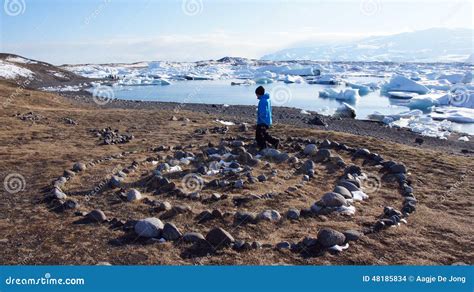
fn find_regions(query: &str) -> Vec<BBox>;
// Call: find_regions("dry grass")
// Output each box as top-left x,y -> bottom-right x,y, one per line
0,81 -> 472,265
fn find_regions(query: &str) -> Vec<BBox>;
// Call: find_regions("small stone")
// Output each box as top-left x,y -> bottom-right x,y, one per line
251,241 -> 262,249
183,232 -> 205,243
257,174 -> 267,182
109,176 -> 123,188
389,163 -> 407,174
337,180 -> 360,192
158,201 -> 172,211
162,223 -> 182,241
72,162 -> 87,172
258,210 -> 281,222
275,152 -> 290,163
343,230 -> 363,242
63,169 -> 76,178
314,149 -> 331,162
303,175 -> 310,181
86,209 -> 107,222
333,185 -> 353,199
300,159 -> 315,173
234,179 -> 244,189
276,241 -> 291,249
303,144 -> 318,155
127,189 -> 142,202
317,228 -> 346,248
286,208 -> 300,220
234,211 -> 257,225
288,156 -> 299,164
317,192 -> 347,207
50,187 -> 67,200
205,227 -> 235,248
134,218 -> 164,238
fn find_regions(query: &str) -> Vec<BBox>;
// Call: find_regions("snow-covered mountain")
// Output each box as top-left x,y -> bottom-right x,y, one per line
261,28 -> 474,63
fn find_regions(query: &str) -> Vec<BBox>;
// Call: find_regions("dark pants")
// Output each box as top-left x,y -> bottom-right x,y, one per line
255,124 -> 278,149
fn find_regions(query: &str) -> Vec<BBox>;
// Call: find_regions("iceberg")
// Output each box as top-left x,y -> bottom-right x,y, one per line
437,72 -> 472,84
311,74 -> 342,85
346,82 -> 373,96
283,75 -> 305,84
391,116 -> 453,139
387,91 -> 419,99
319,88 -> 359,102
382,74 -> 430,94
430,107 -> 474,123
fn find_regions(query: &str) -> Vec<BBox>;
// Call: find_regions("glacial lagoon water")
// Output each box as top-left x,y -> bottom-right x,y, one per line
111,78 -> 474,135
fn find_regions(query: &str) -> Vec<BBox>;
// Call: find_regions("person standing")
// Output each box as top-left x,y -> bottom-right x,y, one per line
255,86 -> 279,150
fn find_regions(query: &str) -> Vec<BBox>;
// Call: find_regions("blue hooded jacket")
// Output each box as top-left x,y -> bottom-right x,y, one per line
257,93 -> 272,126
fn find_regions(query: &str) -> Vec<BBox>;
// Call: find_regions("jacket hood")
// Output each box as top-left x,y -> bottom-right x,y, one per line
258,93 -> 270,100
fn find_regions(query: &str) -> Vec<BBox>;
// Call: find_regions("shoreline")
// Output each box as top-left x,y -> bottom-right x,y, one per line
60,90 -> 474,156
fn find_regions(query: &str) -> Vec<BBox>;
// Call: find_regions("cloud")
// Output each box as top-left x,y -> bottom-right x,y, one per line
3,30 -> 370,64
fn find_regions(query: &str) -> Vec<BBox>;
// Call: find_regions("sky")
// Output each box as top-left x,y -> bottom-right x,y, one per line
0,0 -> 472,64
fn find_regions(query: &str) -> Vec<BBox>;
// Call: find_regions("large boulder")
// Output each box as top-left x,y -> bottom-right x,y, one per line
127,189 -> 142,202
317,192 -> 347,207
162,223 -> 182,241
86,209 -> 107,222
317,228 -> 346,248
303,144 -> 318,155
134,218 -> 164,238
205,227 -> 235,248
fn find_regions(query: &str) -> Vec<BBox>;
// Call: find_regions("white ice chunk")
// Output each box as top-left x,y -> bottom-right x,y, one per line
329,243 -> 349,252
382,74 -> 430,94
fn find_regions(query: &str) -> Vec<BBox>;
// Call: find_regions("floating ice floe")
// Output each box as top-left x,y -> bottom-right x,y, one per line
382,74 -> 430,94
311,74 -> 342,85
41,85 -> 83,92
437,71 -> 472,84
319,88 -> 359,102
387,91 -> 419,99
430,107 -> 474,123
283,75 -> 305,84
345,81 -> 373,96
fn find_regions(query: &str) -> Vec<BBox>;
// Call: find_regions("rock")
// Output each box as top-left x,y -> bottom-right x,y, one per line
158,201 -> 172,211
287,208 -> 300,220
303,144 -> 318,155
383,206 -> 402,218
63,199 -> 79,210
182,232 -> 205,243
317,192 -> 347,207
72,162 -> 87,172
234,211 -> 257,225
257,174 -> 267,182
415,137 -> 424,145
288,156 -> 299,164
258,210 -> 281,222
63,169 -> 76,178
239,123 -> 249,132
300,159 -> 315,173
86,209 -> 107,222
343,230 -> 363,242
317,228 -> 346,248
333,185 -> 353,199
344,165 -> 362,177
320,139 -> 332,149
308,115 -> 327,126
353,148 -> 370,159
303,175 -> 310,181
337,180 -> 360,192
234,179 -> 244,189
314,149 -> 331,162
134,218 -> 164,238
110,176 -> 124,189
261,148 -> 281,158
276,241 -> 291,249
50,187 -> 67,200
389,163 -> 407,174
127,189 -> 142,202
162,223 -> 182,241
205,227 -> 235,248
